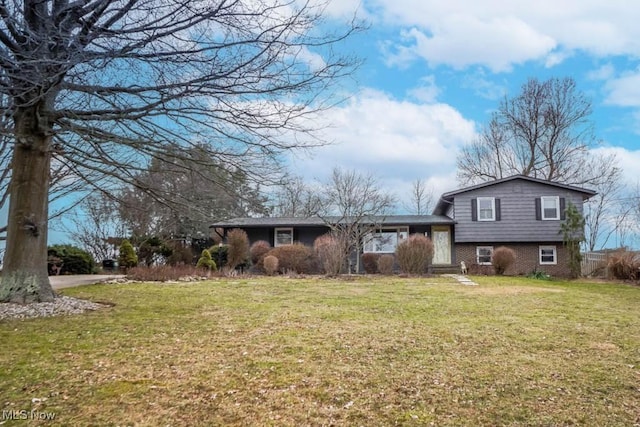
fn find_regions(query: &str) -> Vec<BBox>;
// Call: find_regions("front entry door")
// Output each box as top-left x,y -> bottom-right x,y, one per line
432,226 -> 451,265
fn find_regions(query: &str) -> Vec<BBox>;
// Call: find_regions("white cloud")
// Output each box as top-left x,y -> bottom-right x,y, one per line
604,71 -> 640,107
590,146 -> 640,185
386,17 -> 556,72
295,46 -> 326,72
407,75 -> 440,103
544,50 -> 572,68
587,63 -> 615,81
461,72 -> 507,101
288,89 -> 476,198
322,0 -> 365,19
367,0 -> 640,71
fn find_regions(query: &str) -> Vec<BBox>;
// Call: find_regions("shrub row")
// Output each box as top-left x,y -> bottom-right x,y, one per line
127,265 -> 205,281
48,244 -> 96,275
607,250 -> 640,281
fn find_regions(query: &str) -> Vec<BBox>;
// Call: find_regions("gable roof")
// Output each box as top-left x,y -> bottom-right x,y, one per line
210,214 -> 455,229
433,175 -> 597,215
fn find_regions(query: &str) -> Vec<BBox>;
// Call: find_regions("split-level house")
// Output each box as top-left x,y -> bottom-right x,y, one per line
210,175 -> 596,276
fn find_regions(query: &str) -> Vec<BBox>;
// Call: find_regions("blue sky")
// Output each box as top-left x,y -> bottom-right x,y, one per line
287,0 -> 640,203
37,1 -> 640,246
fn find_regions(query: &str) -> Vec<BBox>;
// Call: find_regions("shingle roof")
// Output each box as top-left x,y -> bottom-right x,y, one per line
210,214 -> 455,229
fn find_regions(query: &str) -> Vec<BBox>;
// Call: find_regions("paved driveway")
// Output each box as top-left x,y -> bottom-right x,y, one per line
50,274 -> 125,290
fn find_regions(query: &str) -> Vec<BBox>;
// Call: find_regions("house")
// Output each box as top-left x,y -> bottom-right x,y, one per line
432,175 -> 596,276
210,175 -> 596,276
209,215 -> 456,272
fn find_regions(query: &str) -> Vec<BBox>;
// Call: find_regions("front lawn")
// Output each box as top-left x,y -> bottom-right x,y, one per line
1,275 -> 639,426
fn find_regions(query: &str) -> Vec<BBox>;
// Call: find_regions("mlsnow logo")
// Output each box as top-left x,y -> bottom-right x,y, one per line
1,410 -> 57,421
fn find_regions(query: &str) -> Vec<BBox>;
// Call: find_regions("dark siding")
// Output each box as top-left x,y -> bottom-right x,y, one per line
410,225 -> 431,236
245,229 -> 270,245
294,226 -> 331,246
453,180 -> 587,243
242,225 -> 330,247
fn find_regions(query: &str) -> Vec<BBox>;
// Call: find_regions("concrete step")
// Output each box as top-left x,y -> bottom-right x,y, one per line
430,264 -> 461,274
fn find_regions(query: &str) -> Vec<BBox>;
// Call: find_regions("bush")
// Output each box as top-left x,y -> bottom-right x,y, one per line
227,228 -> 250,270
263,255 -> 279,276
607,250 -> 640,281
362,253 -> 379,274
491,246 -> 516,275
395,234 -> 434,275
138,236 -> 173,266
118,239 -> 138,271
196,249 -> 217,271
47,244 -> 96,275
166,242 -> 194,266
377,254 -> 395,275
127,265 -> 203,281
208,244 -> 228,269
250,240 -> 271,271
314,234 -> 345,276
266,243 -> 317,274
528,269 -> 551,281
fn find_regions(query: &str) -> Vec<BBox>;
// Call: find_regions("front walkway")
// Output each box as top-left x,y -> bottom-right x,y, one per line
442,274 -> 479,286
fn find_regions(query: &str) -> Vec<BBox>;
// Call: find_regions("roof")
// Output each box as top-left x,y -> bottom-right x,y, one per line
433,175 -> 597,215
210,214 -> 455,229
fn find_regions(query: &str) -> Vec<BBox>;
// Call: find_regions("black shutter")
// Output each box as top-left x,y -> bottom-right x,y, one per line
495,198 -> 501,221
535,198 -> 541,220
560,197 -> 566,220
471,198 -> 477,221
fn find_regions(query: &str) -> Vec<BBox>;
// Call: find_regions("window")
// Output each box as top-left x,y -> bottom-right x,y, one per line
539,246 -> 557,265
363,227 -> 409,253
476,246 -> 493,265
541,196 -> 560,220
274,228 -> 293,247
478,197 -> 495,221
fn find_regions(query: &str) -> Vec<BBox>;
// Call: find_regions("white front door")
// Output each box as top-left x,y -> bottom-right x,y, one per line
432,226 -> 451,265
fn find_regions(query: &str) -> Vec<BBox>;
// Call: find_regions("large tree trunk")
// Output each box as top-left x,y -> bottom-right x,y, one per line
1,108 -> 54,303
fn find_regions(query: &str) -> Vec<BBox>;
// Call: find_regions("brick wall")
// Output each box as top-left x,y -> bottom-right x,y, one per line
455,242 -> 571,277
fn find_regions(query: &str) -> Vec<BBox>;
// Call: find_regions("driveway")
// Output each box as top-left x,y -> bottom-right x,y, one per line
50,274 -> 125,290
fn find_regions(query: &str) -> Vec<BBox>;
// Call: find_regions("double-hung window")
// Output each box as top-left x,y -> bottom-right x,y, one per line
274,228 -> 293,247
477,197 -> 495,221
476,246 -> 493,265
539,246 -> 557,265
541,196 -> 560,220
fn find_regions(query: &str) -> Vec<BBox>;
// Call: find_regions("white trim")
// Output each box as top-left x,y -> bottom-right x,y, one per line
477,197 -> 496,221
476,246 -> 494,265
274,227 -> 293,247
539,245 -> 557,265
541,196 -> 560,220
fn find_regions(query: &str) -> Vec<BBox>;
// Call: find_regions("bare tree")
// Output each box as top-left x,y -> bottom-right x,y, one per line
404,178 -> 435,215
583,157 -> 627,251
319,168 -> 395,273
0,0 -> 360,302
270,175 -> 322,217
458,77 -> 610,186
618,182 -> 640,249
67,192 -> 127,262
457,76 -> 622,248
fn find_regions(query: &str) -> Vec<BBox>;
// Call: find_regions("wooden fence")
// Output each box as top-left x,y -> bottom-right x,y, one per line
580,251 -> 609,277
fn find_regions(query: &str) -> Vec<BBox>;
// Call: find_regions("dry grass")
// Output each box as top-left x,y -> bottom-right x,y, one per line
1,275 -> 639,426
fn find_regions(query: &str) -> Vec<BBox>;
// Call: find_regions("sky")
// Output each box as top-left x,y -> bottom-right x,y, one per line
285,0 -> 640,207
35,1 -> 640,247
